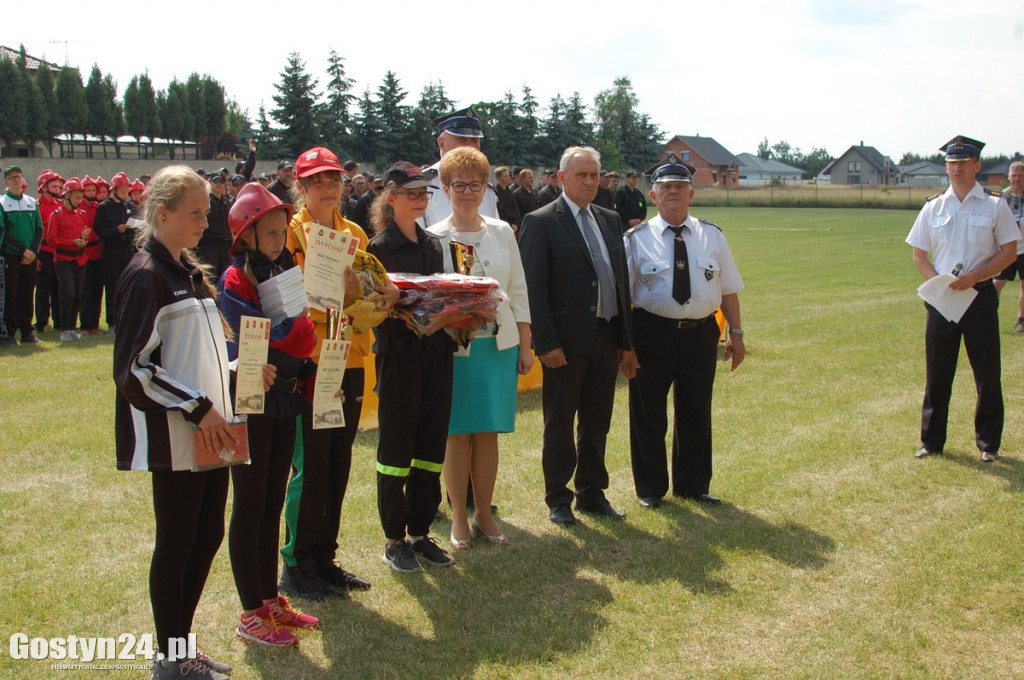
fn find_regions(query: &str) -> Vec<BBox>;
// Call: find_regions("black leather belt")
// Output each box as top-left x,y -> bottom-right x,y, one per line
974,279 -> 994,291
636,307 -> 715,330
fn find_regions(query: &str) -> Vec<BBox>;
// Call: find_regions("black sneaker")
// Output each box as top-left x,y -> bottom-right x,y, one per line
278,563 -> 341,601
317,561 -> 371,591
21,333 -> 40,344
409,536 -> 455,567
382,539 -> 420,572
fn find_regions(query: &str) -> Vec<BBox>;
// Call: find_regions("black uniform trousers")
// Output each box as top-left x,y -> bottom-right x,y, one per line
103,258 -> 129,326
80,259 -> 104,331
34,250 -> 60,330
54,260 -> 84,332
284,368 -> 364,567
629,309 -> 720,499
921,284 -> 1003,453
4,258 -> 37,338
541,318 -> 619,509
375,350 -> 452,540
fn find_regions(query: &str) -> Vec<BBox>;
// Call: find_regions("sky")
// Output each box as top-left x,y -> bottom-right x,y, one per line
12,0 -> 1024,162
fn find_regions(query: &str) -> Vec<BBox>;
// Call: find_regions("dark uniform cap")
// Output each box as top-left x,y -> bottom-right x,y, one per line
651,159 -> 696,184
433,107 -> 484,139
940,135 -> 985,160
277,159 -> 294,170
625,171 -> 638,178
230,174 -> 246,184
385,161 -> 437,189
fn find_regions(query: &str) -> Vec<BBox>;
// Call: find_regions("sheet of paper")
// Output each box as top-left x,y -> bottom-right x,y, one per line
257,266 -> 306,326
234,315 -> 270,414
313,339 -> 350,430
917,274 -> 978,323
303,224 -> 357,312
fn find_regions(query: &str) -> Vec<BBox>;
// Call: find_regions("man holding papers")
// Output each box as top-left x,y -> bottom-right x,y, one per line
906,135 -> 1018,463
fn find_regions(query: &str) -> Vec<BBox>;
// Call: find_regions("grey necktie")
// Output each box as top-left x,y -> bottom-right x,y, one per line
579,208 -> 617,319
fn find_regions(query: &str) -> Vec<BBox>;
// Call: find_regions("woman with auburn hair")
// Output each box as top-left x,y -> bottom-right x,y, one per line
427,147 -> 533,549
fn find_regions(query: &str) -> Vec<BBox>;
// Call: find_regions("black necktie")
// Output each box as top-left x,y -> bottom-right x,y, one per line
667,225 -> 690,305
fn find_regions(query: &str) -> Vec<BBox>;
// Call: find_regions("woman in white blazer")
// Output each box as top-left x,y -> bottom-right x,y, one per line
427,147 -> 533,550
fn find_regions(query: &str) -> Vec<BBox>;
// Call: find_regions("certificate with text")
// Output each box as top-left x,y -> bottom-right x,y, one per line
303,224 -> 357,312
313,339 -> 351,429
234,315 -> 270,415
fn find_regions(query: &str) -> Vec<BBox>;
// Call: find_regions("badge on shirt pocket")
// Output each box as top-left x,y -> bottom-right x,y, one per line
697,257 -> 718,281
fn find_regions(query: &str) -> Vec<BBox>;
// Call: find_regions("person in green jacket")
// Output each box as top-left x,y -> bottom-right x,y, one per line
2,166 -> 44,345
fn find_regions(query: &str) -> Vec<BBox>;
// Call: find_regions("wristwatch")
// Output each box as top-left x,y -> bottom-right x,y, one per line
728,328 -> 744,336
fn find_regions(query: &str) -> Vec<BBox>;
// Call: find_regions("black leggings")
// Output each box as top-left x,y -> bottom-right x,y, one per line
54,260 -> 84,332
150,468 -> 228,656
228,415 -> 296,610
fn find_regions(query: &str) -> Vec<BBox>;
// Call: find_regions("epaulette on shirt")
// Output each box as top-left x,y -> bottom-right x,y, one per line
986,188 -> 1002,198
925,192 -> 942,202
624,220 -> 650,238
697,218 -> 722,232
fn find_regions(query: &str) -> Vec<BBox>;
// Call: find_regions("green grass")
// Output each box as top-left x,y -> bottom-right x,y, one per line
3,207 -> 1024,679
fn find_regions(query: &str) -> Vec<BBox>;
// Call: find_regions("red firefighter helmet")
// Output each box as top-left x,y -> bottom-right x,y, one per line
81,175 -> 96,188
227,183 -> 293,255
130,180 -> 145,194
110,172 -> 131,188
37,169 -> 57,189
61,177 -> 84,195
94,176 -> 110,189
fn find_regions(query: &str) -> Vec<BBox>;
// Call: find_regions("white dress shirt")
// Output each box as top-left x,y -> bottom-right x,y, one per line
625,212 -> 743,319
906,182 -> 1019,275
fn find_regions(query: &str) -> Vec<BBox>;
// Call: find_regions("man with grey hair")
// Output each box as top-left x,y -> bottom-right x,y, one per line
519,146 -> 636,526
995,160 -> 1024,332
420,107 -> 498,228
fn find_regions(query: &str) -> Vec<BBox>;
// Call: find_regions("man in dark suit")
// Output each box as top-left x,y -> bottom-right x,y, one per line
519,146 -> 637,526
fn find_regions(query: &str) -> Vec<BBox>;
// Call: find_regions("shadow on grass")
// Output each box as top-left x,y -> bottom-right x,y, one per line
261,526 -> 614,679
942,449 -> 1024,492
564,499 -> 835,595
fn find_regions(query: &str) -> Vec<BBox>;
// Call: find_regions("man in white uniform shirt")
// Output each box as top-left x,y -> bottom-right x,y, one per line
906,135 -> 1018,463
420,108 -> 497,228
623,155 -> 744,508
994,161 -> 1024,332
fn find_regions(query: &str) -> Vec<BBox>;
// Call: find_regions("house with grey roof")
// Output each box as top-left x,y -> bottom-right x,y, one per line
661,135 -> 740,187
735,153 -> 805,186
898,161 -> 948,187
828,143 -> 899,185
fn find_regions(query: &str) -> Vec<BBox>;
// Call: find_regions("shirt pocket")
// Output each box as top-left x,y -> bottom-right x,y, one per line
968,216 -> 994,244
638,260 -> 670,290
697,257 -> 720,282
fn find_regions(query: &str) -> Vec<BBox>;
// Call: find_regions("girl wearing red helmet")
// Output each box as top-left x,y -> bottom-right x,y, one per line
79,176 -> 104,334
220,183 -> 324,648
46,178 -> 91,341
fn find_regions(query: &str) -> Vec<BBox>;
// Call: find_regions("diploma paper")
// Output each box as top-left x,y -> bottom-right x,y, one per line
313,339 -> 351,430
917,274 -> 978,323
303,224 -> 357,312
235,315 -> 270,414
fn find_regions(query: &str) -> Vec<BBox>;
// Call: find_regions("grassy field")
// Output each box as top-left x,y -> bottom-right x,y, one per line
692,184 -> 950,210
2,207 -> 1024,679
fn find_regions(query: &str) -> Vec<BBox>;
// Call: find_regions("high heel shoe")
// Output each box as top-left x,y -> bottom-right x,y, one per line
471,520 -> 510,547
449,530 -> 473,551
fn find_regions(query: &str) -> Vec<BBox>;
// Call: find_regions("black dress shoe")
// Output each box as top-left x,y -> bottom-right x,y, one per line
549,504 -> 577,525
576,498 -> 626,519
638,496 -> 662,508
915,447 -> 941,459
695,493 -> 721,505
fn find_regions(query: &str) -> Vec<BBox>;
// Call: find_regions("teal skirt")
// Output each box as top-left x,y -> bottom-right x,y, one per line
448,336 -> 518,435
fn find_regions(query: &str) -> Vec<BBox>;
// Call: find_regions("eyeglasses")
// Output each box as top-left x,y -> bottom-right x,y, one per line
448,181 -> 486,194
393,189 -> 432,201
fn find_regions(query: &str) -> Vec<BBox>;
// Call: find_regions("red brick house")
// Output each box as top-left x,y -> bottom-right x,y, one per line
661,135 -> 740,188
